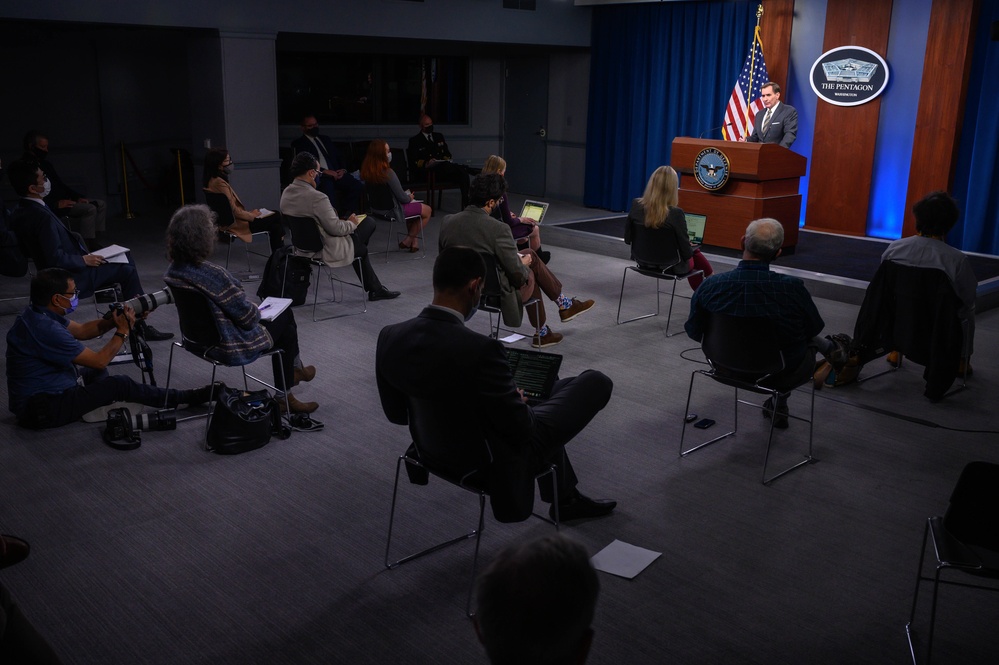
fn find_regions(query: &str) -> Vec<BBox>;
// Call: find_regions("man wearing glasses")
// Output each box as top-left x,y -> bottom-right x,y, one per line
6,269 -> 215,430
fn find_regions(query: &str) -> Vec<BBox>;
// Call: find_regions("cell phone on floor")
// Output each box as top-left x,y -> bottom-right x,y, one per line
693,418 -> 716,430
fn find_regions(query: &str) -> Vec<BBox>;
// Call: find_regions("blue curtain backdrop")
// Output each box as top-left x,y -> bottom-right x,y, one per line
951,0 -> 999,254
584,1 -> 758,211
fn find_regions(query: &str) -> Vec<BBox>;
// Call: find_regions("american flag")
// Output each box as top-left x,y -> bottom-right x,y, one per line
722,27 -> 770,141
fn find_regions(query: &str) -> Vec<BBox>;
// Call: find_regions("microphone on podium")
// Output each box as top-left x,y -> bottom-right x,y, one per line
698,123 -> 736,139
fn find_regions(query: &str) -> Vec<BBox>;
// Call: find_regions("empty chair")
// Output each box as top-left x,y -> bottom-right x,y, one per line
905,461 -> 999,664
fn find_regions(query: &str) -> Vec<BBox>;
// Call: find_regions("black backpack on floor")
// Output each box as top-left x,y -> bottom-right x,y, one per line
257,245 -> 311,306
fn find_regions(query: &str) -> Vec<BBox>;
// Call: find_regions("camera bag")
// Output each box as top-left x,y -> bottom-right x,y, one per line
207,386 -> 284,454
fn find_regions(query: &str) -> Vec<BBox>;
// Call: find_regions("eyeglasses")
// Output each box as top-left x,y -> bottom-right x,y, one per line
60,289 -> 80,298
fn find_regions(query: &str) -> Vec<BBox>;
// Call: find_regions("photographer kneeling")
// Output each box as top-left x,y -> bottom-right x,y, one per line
6,268 -> 216,429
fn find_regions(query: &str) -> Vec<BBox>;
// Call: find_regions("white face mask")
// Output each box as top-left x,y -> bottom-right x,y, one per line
39,177 -> 52,198
387,151 -> 393,163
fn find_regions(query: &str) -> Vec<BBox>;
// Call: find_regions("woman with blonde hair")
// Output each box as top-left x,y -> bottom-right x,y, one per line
480,155 -> 549,263
360,139 -> 431,252
624,165 -> 713,290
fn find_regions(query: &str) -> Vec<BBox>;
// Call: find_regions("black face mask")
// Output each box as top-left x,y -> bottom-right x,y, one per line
305,127 -> 320,137
32,147 -> 49,160
424,125 -> 434,134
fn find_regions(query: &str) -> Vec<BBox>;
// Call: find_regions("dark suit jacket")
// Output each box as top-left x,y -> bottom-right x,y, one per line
407,131 -> 452,180
10,199 -> 88,272
290,134 -> 348,172
376,306 -> 538,522
746,102 -> 797,148
37,157 -> 84,209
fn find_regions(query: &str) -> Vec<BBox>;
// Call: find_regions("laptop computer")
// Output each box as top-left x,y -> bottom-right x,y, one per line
685,213 -> 707,246
504,347 -> 563,404
519,200 -> 549,225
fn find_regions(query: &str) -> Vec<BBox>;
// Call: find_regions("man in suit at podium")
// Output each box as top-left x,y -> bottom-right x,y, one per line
745,82 -> 797,149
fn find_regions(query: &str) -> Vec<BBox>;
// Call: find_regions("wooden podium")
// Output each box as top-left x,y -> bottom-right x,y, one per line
670,138 -> 806,251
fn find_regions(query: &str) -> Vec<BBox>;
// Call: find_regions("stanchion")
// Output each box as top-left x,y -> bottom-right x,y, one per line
120,141 -> 136,219
174,149 -> 185,207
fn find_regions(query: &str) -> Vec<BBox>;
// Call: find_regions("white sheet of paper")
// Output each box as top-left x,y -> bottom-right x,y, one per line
499,333 -> 525,344
590,539 -> 662,580
94,244 -> 130,263
257,208 -> 276,218
257,297 -> 292,321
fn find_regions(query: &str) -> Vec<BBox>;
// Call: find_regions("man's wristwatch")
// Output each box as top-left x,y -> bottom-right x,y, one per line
114,331 -> 128,341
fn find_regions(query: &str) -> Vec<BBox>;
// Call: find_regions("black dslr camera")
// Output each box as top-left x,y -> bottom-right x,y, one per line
102,407 -> 177,450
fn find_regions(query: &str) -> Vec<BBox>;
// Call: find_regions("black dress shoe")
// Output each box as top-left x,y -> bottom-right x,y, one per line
368,287 -> 401,301
537,249 -> 551,264
0,534 -> 30,569
549,491 -> 617,522
135,321 -> 174,341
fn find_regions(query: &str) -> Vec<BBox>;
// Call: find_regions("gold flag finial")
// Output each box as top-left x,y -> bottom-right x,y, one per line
757,4 -> 764,20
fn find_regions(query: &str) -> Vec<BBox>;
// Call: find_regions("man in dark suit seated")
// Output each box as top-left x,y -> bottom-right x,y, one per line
375,246 -> 617,522
290,115 -> 364,216
23,129 -> 107,250
407,114 -> 470,209
6,158 -> 172,341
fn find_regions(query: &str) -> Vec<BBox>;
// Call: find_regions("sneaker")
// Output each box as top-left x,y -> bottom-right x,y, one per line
824,334 -> 852,371
762,396 -> 789,429
558,298 -> 595,323
292,365 -> 316,387
532,329 -> 564,348
288,413 -> 325,432
278,394 -> 319,414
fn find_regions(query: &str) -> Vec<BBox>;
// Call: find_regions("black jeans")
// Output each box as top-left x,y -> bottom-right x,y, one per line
17,369 -> 192,429
260,308 -> 299,391
349,217 -> 383,292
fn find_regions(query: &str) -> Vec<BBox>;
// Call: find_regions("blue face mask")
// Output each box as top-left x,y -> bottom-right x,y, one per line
60,292 -> 79,315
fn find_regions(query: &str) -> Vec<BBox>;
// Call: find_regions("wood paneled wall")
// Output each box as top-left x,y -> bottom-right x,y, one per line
805,0 -> 894,235
759,0 -> 795,96
902,0 -> 979,236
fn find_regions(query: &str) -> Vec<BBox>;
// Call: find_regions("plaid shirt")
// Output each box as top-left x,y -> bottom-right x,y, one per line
685,260 -> 824,364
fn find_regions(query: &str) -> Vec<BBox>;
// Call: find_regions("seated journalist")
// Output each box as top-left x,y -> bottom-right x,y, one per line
6,268 -> 215,430
280,152 -> 399,302
203,146 -> 285,251
439,174 -> 594,348
685,218 -> 848,428
163,205 -> 319,414
375,246 -> 617,522
6,157 -> 172,341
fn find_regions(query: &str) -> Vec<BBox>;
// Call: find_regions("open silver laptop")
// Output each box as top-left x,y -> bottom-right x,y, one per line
685,213 -> 707,246
519,200 -> 549,224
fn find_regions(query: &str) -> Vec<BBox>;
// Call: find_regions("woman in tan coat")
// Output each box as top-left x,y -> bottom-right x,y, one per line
203,147 -> 285,251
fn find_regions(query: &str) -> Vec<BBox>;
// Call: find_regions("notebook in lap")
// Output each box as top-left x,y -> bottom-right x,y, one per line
504,348 -> 563,404
685,213 -> 707,246
519,200 -> 549,225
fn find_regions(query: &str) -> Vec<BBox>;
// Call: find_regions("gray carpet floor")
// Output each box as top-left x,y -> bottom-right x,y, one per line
1,197 -> 997,664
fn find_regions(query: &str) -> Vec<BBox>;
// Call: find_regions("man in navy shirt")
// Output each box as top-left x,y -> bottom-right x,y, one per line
685,218 -> 847,426
6,268 -> 213,429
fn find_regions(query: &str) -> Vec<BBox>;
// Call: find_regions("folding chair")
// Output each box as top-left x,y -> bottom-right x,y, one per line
283,214 -> 366,321
385,395 -> 558,617
365,180 -> 425,262
477,252 -> 541,342
679,313 -> 816,485
204,190 -> 270,276
163,285 -> 290,449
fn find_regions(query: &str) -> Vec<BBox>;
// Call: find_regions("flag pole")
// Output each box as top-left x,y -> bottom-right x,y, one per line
744,4 -> 765,137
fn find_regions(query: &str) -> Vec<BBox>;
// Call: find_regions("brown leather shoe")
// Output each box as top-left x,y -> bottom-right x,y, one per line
532,329 -> 564,348
278,394 -> 319,414
0,534 -> 30,569
292,365 -> 316,387
559,298 -> 595,323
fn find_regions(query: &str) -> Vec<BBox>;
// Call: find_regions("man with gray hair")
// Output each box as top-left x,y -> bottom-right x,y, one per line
474,534 -> 599,665
684,218 -> 847,427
